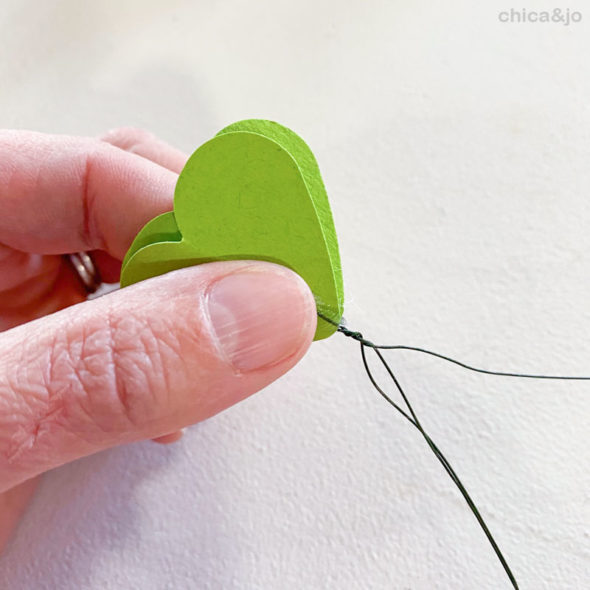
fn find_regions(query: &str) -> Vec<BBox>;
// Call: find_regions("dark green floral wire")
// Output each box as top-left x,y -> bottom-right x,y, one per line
319,312 -> 590,589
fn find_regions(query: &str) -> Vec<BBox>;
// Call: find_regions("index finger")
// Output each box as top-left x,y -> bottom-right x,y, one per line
0,130 -> 178,259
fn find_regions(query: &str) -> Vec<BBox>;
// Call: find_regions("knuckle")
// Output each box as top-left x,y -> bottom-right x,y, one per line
73,312 -> 169,434
44,312 -> 175,442
2,306 -> 197,471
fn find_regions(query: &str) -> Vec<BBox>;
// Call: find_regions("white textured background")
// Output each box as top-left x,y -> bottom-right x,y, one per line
1,1 -> 589,588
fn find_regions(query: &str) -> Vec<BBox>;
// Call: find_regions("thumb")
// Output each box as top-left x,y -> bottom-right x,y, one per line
0,261 -> 316,492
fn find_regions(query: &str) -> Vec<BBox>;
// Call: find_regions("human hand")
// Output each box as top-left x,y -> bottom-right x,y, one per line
0,128 -> 317,551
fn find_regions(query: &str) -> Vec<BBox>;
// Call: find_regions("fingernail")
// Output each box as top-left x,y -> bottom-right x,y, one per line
206,266 -> 316,372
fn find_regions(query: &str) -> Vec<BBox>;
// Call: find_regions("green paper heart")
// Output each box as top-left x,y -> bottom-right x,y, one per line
120,119 -> 343,340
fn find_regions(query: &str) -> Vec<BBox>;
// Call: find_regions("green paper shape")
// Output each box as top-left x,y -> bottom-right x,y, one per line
121,119 -> 343,340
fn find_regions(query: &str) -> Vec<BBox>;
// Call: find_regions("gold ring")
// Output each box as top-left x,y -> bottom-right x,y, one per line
67,252 -> 102,294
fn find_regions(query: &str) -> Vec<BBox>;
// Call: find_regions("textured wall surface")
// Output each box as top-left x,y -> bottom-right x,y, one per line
1,1 -> 589,588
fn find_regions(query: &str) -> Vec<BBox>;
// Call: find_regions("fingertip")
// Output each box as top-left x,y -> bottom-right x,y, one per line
100,127 -> 188,174
152,430 -> 185,445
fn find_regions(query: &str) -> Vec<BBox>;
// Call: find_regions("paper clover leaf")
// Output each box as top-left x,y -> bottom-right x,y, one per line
120,119 -> 344,340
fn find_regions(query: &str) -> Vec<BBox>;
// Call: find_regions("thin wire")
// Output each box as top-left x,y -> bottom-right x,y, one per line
316,313 -> 590,588
334,323 -> 590,380
360,341 -> 519,589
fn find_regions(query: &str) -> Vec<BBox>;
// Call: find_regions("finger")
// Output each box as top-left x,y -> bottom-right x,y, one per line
0,261 -> 317,492
0,130 -> 177,259
0,258 -> 86,331
98,129 -> 186,445
0,244 -> 62,301
95,128 -> 187,285
100,127 -> 188,174
152,430 -> 185,445
88,250 -> 122,283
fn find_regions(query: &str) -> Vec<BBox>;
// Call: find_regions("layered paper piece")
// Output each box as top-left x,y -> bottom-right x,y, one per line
121,119 -> 344,340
